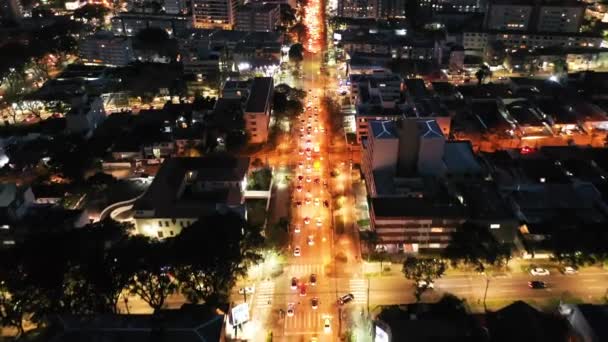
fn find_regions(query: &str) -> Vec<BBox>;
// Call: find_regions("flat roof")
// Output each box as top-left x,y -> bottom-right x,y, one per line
372,194 -> 465,219
245,77 -> 272,113
370,120 -> 398,139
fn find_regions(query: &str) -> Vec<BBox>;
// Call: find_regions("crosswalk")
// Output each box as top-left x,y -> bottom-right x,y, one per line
284,309 -> 324,331
254,280 -> 275,310
288,263 -> 325,277
349,278 -> 367,304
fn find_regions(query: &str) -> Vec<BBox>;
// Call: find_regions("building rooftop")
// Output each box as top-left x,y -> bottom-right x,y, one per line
370,120 -> 398,139
416,119 -> 444,139
372,192 -> 465,219
245,77 -> 273,113
443,141 -> 482,176
133,156 -> 249,218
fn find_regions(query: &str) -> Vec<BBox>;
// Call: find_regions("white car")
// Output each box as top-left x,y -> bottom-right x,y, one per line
287,303 -> 295,317
314,198 -> 320,206
294,225 -> 301,234
238,286 -> 255,294
563,266 -> 578,275
323,318 -> 331,333
530,267 -> 550,276
417,280 -> 434,289
307,235 -> 314,246
316,218 -> 322,227
294,247 -> 301,257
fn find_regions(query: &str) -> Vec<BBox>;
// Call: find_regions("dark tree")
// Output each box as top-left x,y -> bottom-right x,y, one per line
289,43 -> 305,62
442,222 -> 512,273
174,212 -> 263,305
123,236 -> 178,312
402,257 -> 446,301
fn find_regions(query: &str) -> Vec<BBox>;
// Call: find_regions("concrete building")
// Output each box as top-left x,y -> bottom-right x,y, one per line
244,77 -> 273,143
164,0 -> 188,14
419,0 -> 483,13
379,0 -> 406,18
560,304 -> 608,342
463,30 -> 602,51
192,0 -> 239,29
338,0 -> 379,19
484,0 -> 586,33
79,31 -> 134,67
235,3 -> 279,32
133,156 -> 249,239
110,12 -> 192,36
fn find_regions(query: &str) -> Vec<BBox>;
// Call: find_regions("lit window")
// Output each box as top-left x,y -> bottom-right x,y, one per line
490,224 -> 501,229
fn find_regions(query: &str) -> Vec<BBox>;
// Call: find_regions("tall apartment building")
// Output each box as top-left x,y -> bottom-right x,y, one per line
192,0 -> 239,29
79,31 -> 134,66
235,3 -> 279,32
245,77 -> 274,143
419,0 -> 483,13
484,0 -> 586,33
379,0 -> 406,18
337,0 -> 379,19
111,12 -> 192,36
164,0 -> 188,14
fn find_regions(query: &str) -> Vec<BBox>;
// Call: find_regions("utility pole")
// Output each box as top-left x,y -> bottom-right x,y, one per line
367,276 -> 370,316
483,277 -> 490,312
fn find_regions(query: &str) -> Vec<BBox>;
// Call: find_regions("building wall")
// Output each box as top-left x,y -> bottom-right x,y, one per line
135,217 -> 197,238
192,0 -> 238,29
246,112 -> 270,143
537,5 -> 584,33
338,0 -> 379,18
79,35 -> 134,67
111,14 -> 191,36
485,4 -> 533,31
463,31 -> 602,51
165,0 -> 188,14
235,5 -> 279,32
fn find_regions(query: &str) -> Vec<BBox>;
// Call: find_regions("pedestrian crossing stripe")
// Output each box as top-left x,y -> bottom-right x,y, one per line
254,281 -> 275,309
287,264 -> 325,276
284,311 -> 322,330
349,279 -> 367,303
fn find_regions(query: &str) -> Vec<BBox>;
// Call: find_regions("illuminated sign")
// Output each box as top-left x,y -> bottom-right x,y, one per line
231,303 -> 249,326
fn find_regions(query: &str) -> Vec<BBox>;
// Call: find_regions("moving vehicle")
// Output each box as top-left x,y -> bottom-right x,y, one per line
323,318 -> 331,333
304,217 -> 310,225
287,303 -> 295,317
310,273 -> 317,286
528,280 -> 546,289
338,293 -> 354,305
530,267 -> 550,276
563,266 -> 577,275
291,277 -> 298,290
311,297 -> 319,309
307,235 -> 314,246
294,225 -> 301,233
300,284 -> 307,296
294,247 -> 301,257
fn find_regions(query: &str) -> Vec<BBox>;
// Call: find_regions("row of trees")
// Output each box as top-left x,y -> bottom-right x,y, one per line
0,213 -> 264,336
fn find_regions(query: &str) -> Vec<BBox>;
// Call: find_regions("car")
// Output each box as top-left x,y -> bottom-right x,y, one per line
310,274 -> 317,286
304,217 -> 310,225
296,185 -> 303,192
323,200 -> 329,208
298,175 -> 304,182
528,280 -> 546,289
305,197 -> 311,205
323,318 -> 331,333
307,235 -> 314,246
294,247 -> 301,256
287,303 -> 295,317
306,155 -> 312,161
338,293 -> 354,305
291,277 -> 298,290
300,127 -> 305,132
311,297 -> 319,309
296,201 -> 302,208
294,225 -> 301,233
238,286 -> 255,294
314,178 -> 320,184
314,198 -> 320,206
300,284 -> 307,296
298,149 -> 304,155
417,280 -> 434,289
316,218 -> 322,227
530,267 -> 550,276
563,266 -> 578,275
298,162 -> 304,169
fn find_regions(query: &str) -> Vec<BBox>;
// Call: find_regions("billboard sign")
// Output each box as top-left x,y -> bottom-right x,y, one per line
231,303 -> 250,326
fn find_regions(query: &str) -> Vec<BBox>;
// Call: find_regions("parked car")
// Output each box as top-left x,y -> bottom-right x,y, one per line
530,267 -> 550,276
528,280 -> 546,289
338,293 -> 354,305
562,266 -> 578,275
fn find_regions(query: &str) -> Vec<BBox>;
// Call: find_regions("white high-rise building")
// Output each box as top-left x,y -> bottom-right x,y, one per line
192,0 -> 239,29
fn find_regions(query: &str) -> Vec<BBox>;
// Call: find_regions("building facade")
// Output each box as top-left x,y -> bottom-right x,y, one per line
192,0 -> 239,29
337,0 -> 379,19
235,3 -> 279,32
244,77 -> 274,143
79,31 -> 134,67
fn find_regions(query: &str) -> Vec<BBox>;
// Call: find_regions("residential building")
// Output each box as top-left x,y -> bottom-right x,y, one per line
111,12 -> 192,36
0,184 -> 34,223
337,0 -> 379,19
235,3 -> 279,32
79,31 -> 134,67
164,0 -> 188,14
463,30 -> 602,51
192,0 -> 239,29
48,304 -> 226,342
379,0 -> 406,18
133,156 -> 249,238
65,95 -> 107,138
419,0 -> 483,13
484,0 -> 586,33
244,77 -> 273,143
